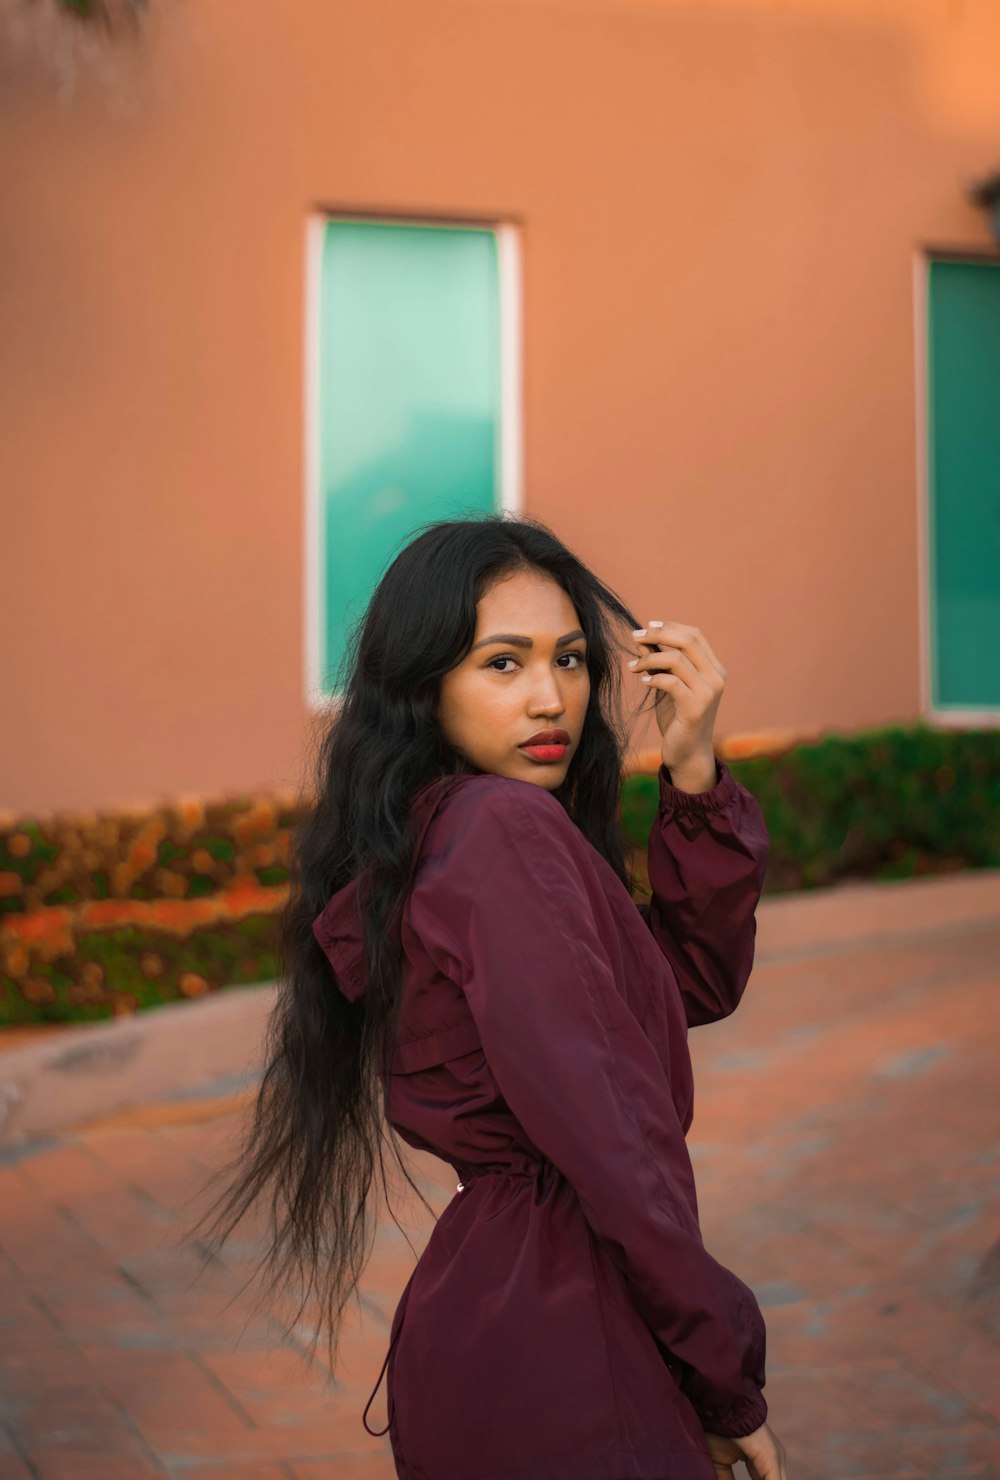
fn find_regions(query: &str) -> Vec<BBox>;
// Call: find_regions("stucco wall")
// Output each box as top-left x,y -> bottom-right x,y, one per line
2,0 -> 999,812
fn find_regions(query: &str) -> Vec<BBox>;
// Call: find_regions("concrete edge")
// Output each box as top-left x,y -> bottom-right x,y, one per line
0,981 -> 278,1149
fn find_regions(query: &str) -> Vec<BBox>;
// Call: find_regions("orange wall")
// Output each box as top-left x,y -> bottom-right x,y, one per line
3,0 -> 999,813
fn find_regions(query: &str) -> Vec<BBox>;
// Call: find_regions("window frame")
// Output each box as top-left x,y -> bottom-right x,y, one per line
914,244 -> 1000,726
303,209 -> 524,709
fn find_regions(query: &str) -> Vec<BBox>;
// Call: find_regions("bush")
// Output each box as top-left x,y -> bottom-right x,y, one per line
0,887 -> 284,1027
621,720 -> 1000,892
3,721 -> 997,1026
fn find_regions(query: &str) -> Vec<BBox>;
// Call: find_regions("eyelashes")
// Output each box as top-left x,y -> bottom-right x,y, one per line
487,651 -> 587,674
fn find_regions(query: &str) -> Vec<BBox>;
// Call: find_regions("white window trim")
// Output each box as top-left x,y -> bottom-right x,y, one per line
303,212 -> 523,712
914,248 -> 1000,727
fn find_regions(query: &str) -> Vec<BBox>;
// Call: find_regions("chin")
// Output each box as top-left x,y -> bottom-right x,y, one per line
477,753 -> 570,788
514,765 -> 566,790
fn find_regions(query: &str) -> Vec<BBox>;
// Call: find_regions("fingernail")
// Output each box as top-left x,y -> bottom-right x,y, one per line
632,628 -> 646,637
648,620 -> 664,629
640,673 -> 652,682
626,658 -> 638,668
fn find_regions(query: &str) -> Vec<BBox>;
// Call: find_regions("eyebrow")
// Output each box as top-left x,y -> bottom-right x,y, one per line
470,629 -> 586,652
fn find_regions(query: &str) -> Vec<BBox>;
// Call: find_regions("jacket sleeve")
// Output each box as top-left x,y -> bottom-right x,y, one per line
407,775 -> 768,1440
637,758 -> 770,1028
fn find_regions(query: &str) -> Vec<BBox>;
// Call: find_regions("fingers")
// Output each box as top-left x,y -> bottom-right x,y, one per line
740,1424 -> 789,1480
703,1431 -> 744,1468
627,645 -> 715,712
627,645 -> 703,692
749,1460 -> 786,1480
629,621 -> 726,690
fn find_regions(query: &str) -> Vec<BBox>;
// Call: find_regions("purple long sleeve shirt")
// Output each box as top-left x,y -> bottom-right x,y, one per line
313,758 -> 771,1480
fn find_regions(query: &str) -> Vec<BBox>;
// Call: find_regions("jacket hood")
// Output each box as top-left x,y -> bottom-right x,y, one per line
311,773 -> 469,1002
312,871 -> 370,1002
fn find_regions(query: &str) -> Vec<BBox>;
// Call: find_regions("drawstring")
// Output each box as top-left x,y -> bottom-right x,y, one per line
361,1312 -> 406,1436
361,1261 -> 420,1438
359,1168 -> 533,1436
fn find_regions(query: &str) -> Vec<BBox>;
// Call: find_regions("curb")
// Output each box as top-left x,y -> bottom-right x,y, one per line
0,981 -> 277,1149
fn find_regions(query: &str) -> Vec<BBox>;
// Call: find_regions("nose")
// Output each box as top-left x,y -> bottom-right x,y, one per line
527,668 -> 566,718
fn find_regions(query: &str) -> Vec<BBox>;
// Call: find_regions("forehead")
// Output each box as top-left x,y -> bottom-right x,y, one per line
476,569 -> 581,631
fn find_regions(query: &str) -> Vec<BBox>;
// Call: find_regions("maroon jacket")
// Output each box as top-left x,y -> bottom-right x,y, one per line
313,759 -> 770,1480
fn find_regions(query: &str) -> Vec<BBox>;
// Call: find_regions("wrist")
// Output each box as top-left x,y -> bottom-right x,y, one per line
664,755 -> 719,795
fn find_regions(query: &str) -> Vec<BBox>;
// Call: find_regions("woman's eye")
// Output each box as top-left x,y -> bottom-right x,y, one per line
487,651 -> 586,674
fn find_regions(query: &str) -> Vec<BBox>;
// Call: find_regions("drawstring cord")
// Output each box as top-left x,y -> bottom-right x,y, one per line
359,1173 -> 501,1436
361,1312 -> 406,1436
361,1260 -> 421,1438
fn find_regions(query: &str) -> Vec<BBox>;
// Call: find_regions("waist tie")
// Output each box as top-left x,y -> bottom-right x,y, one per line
360,1161 -> 545,1436
455,1157 -> 543,1190
362,1261 -> 419,1438
362,1314 -> 404,1436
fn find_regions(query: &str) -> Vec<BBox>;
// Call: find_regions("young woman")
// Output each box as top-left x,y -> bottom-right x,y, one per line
195,514 -> 788,1480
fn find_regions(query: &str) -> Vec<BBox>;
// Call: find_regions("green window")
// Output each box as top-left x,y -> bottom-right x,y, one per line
311,218 -> 509,694
926,258 -> 1000,710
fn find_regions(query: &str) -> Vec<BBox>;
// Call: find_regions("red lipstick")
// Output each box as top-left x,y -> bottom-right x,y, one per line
518,728 -> 571,764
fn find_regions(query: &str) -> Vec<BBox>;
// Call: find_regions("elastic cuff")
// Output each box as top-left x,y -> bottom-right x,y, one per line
697,1389 -> 769,1439
658,757 -> 740,817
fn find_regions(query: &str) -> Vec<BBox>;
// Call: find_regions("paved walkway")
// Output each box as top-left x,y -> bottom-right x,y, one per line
1,870 -> 999,1479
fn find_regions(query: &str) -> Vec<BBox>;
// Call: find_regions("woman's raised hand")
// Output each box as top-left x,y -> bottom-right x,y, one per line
627,620 -> 727,783
704,1420 -> 789,1479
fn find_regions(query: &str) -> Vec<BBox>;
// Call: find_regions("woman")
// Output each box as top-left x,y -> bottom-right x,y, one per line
195,514 -> 788,1480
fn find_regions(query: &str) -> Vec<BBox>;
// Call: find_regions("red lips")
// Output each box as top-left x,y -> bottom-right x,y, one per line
519,729 -> 571,747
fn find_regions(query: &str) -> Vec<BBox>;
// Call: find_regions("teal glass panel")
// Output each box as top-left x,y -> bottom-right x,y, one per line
317,220 -> 502,689
927,259 -> 1000,708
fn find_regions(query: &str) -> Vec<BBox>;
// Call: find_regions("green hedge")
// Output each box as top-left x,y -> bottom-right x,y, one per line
0,916 -> 280,1028
0,793 -> 301,916
621,721 -> 1000,890
3,721 -> 998,1026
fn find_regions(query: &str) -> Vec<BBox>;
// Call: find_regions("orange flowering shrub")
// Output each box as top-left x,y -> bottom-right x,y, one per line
0,880 -> 288,1025
0,786 -> 303,1025
0,788 -> 304,914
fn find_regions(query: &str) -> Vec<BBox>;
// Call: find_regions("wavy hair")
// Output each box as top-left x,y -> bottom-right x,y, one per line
186,512 -> 645,1369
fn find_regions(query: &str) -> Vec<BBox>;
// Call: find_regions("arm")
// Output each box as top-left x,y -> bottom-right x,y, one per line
408,775 -> 768,1439
637,757 -> 770,1028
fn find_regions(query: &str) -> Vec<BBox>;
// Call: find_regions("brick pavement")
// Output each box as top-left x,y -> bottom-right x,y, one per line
1,871 -> 998,1479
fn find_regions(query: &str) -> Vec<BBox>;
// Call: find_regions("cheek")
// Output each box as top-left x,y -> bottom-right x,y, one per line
441,673 -> 508,736
465,676 -> 517,726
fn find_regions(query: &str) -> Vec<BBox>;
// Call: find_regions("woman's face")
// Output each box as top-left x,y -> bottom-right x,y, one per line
437,567 -> 591,790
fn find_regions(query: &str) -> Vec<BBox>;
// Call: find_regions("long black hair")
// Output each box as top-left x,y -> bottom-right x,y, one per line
187,512 -> 645,1369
